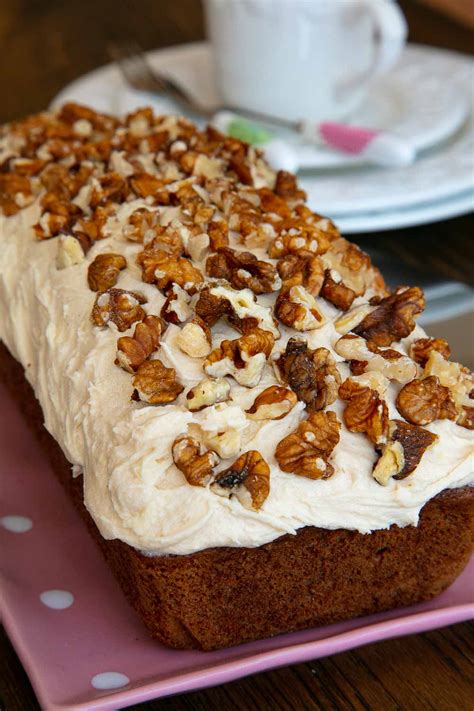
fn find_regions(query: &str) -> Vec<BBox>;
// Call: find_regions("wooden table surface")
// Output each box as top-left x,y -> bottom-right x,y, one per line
0,1 -> 473,709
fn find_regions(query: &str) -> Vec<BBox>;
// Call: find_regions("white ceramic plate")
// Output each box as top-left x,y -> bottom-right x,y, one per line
335,188 -> 474,234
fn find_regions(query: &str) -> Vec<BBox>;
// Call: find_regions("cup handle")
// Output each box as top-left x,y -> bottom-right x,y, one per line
337,0 -> 407,99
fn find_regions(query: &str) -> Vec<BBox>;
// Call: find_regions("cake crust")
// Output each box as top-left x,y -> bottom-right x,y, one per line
2,342 -> 472,651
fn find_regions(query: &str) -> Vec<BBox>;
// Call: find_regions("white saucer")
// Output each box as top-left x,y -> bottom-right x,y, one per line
52,42 -> 474,231
53,42 -> 469,172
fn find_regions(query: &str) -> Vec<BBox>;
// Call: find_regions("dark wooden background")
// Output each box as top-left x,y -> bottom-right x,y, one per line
0,1 -> 473,709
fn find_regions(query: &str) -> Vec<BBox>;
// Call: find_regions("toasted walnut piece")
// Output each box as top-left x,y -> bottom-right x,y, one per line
209,283 -> 280,337
56,234 -> 89,269
172,435 -> 219,487
74,203 -> 116,242
212,451 -> 270,510
207,220 -> 229,251
194,286 -> 232,326
148,223 -> 185,255
115,315 -> 165,372
321,238 -> 379,298
0,173 -> 33,215
246,386 -> 297,421
410,337 -> 451,366
206,248 -> 281,294
275,338 -> 341,412
89,172 -> 128,209
275,285 -> 326,331
268,226 -> 329,259
373,420 -> 438,486
334,303 -> 376,335
160,284 -> 192,324
185,378 -> 231,411
34,197 -> 82,239
177,317 -> 212,358
204,328 -> 274,388
339,378 -> 389,445
91,288 -> 146,332
129,172 -> 166,199
87,253 -> 127,291
320,269 -> 356,311
10,157 -> 47,175
422,350 -> 474,429
123,208 -> 159,244
277,254 -> 325,296
137,249 -> 204,293
132,359 -> 183,404
274,170 -> 306,200
204,429 -> 243,459
396,376 -> 457,426
275,411 -> 341,479
334,335 -> 417,384
354,287 -> 425,346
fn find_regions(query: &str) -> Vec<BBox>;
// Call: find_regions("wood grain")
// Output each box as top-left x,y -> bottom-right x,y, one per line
0,0 -> 473,708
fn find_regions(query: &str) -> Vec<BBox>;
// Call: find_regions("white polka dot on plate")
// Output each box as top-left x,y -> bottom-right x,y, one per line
91,672 -> 130,690
39,590 -> 75,610
1,515 -> 33,533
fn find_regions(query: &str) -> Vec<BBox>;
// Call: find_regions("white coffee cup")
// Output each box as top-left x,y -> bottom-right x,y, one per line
204,0 -> 407,122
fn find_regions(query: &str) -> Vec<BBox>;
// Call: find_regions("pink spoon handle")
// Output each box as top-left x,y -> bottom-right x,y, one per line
303,121 -> 416,167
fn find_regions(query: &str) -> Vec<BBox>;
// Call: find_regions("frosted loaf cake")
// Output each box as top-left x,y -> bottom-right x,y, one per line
0,104 -> 472,649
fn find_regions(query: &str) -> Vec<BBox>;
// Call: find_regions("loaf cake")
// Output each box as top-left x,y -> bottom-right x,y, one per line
0,104 -> 472,650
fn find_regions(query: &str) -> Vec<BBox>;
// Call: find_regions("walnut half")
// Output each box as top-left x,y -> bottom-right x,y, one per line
87,252 -> 127,292
354,286 -> 425,346
172,435 -> 219,486
246,385 -> 298,420
132,359 -> 184,404
91,288 -> 146,331
396,375 -> 457,426
206,247 -> 281,294
211,450 -> 270,510
275,338 -> 341,412
339,377 -> 389,445
275,410 -> 341,479
116,315 -> 165,372
275,285 -> 326,331
204,328 -> 274,387
373,420 -> 438,486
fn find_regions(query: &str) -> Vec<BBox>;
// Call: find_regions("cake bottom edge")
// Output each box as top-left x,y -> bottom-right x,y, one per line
1,341 -> 473,651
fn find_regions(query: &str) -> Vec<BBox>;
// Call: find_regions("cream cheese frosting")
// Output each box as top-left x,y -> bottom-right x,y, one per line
1,194 -> 473,556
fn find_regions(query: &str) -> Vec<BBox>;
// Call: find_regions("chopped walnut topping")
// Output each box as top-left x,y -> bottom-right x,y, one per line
277,254 -> 325,296
89,172 -> 128,209
177,317 -> 212,358
275,285 -> 326,331
339,377 -> 389,445
354,287 -> 425,346
132,359 -> 184,404
115,315 -> 165,372
34,197 -> 82,239
172,435 -> 219,487
410,337 -> 451,366
124,208 -> 160,244
274,170 -> 306,201
206,247 -> 281,294
396,375 -> 457,426
194,286 -> 232,327
185,378 -> 231,411
334,303 -> 376,336
321,238 -> 381,298
268,225 -> 330,259
56,233 -> 90,269
334,335 -> 417,384
320,269 -> 356,311
129,172 -> 168,200
422,350 -> 473,428
204,328 -> 274,387
137,249 -> 203,293
275,411 -> 341,479
208,283 -> 280,337
275,338 -> 341,412
160,284 -> 192,324
87,252 -> 126,291
207,219 -> 229,250
91,288 -> 146,331
373,420 -> 438,486
212,451 -> 270,510
0,173 -> 33,215
246,385 -> 297,421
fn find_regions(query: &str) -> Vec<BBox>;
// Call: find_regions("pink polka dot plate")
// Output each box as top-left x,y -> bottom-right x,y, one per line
1,382 -> 473,710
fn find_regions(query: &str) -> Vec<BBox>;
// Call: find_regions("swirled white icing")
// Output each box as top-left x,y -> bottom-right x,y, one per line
0,201 -> 472,555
